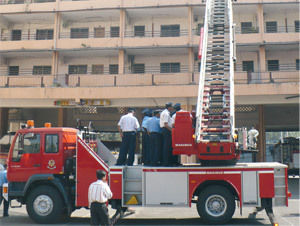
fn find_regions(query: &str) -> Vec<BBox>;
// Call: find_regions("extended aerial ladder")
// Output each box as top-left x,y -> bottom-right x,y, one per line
172,0 -> 239,164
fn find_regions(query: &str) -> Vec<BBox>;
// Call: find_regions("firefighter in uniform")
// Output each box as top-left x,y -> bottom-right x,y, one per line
147,110 -> 162,166
141,108 -> 152,165
116,108 -> 140,166
160,103 -> 174,166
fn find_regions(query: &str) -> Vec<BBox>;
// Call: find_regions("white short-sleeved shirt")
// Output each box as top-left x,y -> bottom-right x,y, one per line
160,109 -> 173,128
118,113 -> 140,132
88,180 -> 112,207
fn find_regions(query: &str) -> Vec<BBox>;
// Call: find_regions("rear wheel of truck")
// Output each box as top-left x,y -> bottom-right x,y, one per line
197,185 -> 236,224
26,185 -> 64,224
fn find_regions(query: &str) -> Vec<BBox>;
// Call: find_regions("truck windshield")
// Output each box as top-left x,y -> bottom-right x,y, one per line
12,133 -> 40,162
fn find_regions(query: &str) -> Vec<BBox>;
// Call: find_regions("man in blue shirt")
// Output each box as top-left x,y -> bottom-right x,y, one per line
0,164 -> 9,217
141,109 -> 152,165
147,110 -> 162,166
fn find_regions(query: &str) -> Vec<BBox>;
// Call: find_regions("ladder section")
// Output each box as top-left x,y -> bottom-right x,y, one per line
122,166 -> 143,206
273,167 -> 287,206
196,0 -> 235,143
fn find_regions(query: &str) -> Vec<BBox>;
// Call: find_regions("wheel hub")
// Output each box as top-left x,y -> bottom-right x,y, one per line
205,194 -> 227,217
33,195 -> 53,216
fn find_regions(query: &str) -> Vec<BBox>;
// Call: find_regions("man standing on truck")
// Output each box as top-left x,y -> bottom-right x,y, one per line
116,108 -> 140,166
141,108 -> 152,165
160,102 -> 174,166
0,164 -> 9,217
88,170 -> 113,226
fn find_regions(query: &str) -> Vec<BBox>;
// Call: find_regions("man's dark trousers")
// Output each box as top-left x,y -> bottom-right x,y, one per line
90,202 -> 110,226
161,128 -> 172,166
116,132 -> 136,166
0,187 -> 9,216
150,132 -> 162,165
142,131 -> 151,165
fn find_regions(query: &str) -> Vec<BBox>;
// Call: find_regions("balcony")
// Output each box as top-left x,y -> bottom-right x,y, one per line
263,26 -> 299,43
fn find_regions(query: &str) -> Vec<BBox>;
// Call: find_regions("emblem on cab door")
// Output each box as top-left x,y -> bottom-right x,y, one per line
47,159 -> 56,170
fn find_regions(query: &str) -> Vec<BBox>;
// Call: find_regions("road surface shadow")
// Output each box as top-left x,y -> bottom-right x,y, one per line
68,217 -> 267,225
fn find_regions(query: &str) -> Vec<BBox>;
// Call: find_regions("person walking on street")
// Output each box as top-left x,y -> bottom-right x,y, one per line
160,103 -> 174,166
88,170 -> 113,226
0,164 -> 9,217
141,109 -> 152,165
116,108 -> 140,166
147,110 -> 162,166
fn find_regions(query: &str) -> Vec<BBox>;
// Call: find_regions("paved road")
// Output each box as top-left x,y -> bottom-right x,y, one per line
0,178 -> 299,226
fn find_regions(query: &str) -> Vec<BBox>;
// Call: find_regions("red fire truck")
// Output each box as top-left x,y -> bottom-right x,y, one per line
3,123 -> 289,225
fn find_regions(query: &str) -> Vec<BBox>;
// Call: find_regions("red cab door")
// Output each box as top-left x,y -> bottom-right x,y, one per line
8,132 -> 41,182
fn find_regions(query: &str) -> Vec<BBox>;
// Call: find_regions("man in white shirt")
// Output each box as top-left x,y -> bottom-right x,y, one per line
160,102 -> 174,166
248,126 -> 259,149
116,108 -> 140,166
88,170 -> 112,226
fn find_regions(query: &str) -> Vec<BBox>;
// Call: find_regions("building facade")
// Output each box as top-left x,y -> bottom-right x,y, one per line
0,0 -> 299,161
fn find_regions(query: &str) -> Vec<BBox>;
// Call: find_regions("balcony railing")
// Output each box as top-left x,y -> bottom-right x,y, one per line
124,29 -> 188,38
0,70 -> 298,88
264,26 -> 299,33
59,31 -> 119,39
0,0 -> 54,4
235,26 -> 259,34
0,33 -> 53,41
235,63 -> 299,72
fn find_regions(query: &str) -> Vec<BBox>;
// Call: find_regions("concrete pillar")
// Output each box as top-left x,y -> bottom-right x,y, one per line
188,47 -> 194,73
118,49 -> 125,74
257,105 -> 266,162
57,108 -> 67,127
52,51 -> 59,77
120,9 -> 126,39
0,108 -> 9,137
259,45 -> 266,73
257,4 -> 264,37
52,12 -> 61,77
188,6 -> 193,42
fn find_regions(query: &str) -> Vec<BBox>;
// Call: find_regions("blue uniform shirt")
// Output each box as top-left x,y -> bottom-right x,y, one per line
142,116 -> 151,131
0,170 -> 7,187
147,117 -> 162,133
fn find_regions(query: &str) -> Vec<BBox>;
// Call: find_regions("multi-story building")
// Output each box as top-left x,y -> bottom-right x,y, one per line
0,0 -> 299,162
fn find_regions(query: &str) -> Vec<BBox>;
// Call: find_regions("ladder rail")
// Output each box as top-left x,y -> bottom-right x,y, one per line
228,0 -> 235,140
195,0 -> 212,143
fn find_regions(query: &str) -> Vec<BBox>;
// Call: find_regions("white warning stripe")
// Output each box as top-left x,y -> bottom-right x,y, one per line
110,171 -> 122,174
258,170 -> 274,174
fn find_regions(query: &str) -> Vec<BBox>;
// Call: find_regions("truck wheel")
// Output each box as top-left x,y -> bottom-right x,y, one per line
26,185 -> 64,224
197,185 -> 235,224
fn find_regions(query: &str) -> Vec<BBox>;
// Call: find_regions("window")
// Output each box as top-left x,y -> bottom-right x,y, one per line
241,22 -> 253,34
11,30 -> 22,41
160,63 -> 180,73
12,133 -> 40,162
36,29 -> 53,40
295,21 -> 300,33
8,66 -> 19,76
296,59 -> 299,70
161,25 -> 180,37
68,65 -> 87,74
132,64 -> 145,74
33,66 -> 51,75
267,60 -> 279,71
242,61 -> 254,72
94,27 -> 105,38
134,26 -> 145,37
92,64 -> 104,74
109,64 -> 119,74
266,21 -> 277,33
110,26 -> 120,37
45,134 -> 59,153
70,28 -> 89,39
196,23 -> 203,35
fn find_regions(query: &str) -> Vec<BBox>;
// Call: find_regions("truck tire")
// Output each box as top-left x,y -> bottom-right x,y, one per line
26,185 -> 64,224
197,185 -> 235,224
